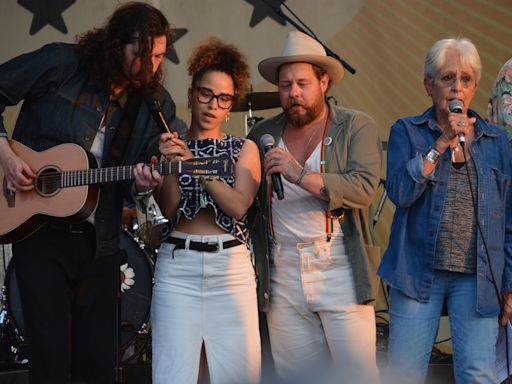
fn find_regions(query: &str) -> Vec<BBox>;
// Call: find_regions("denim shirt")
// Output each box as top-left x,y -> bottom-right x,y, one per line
0,43 -> 176,257
378,106 -> 512,316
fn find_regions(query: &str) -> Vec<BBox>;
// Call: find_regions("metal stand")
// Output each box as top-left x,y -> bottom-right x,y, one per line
245,114 -> 264,136
372,179 -> 387,229
114,250 -> 126,384
372,179 -> 389,309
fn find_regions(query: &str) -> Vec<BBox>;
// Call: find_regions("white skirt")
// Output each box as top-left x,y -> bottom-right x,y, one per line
151,231 -> 261,384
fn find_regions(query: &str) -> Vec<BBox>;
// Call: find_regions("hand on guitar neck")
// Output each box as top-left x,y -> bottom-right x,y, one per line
132,154 -> 162,194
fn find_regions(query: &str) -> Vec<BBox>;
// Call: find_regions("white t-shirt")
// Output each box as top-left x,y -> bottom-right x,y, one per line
271,139 -> 341,244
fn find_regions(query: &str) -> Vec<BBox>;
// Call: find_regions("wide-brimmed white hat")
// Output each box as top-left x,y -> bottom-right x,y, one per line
258,31 -> 345,85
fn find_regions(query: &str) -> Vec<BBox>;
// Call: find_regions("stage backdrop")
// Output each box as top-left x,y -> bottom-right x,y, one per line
1,0 -> 511,353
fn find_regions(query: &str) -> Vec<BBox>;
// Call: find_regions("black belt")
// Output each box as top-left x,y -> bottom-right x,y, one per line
163,236 -> 241,252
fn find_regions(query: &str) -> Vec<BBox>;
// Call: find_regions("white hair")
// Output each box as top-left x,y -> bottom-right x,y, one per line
424,37 -> 482,84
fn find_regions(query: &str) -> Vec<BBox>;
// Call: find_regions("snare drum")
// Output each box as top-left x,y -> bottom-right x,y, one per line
5,230 -> 153,350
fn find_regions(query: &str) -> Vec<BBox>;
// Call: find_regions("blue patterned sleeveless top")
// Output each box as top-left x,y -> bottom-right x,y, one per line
163,134 -> 249,245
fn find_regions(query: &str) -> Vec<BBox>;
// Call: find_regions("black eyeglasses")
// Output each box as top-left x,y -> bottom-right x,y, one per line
195,87 -> 235,109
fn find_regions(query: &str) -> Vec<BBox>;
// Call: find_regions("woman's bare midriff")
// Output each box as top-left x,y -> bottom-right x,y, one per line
174,206 -> 228,235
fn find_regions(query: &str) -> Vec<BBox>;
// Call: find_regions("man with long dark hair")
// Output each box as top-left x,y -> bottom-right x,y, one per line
0,3 -> 176,383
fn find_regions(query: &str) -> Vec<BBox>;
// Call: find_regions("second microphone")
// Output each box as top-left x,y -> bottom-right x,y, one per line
260,133 -> 285,200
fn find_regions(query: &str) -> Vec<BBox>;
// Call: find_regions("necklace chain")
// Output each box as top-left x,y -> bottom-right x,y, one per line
304,124 -> 321,151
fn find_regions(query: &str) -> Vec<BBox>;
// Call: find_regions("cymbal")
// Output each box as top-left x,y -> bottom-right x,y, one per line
231,91 -> 281,112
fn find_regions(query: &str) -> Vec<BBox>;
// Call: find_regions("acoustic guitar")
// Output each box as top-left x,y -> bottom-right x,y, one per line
0,140 -> 232,243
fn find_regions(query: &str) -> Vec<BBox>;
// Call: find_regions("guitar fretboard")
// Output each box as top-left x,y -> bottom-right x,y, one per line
35,155 -> 232,190
60,162 -> 179,187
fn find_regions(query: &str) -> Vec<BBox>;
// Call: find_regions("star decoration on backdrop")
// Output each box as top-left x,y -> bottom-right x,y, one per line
244,0 -> 287,28
18,0 -> 76,35
166,28 -> 188,64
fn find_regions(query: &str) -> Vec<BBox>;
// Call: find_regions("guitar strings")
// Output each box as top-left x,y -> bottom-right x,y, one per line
33,157 -> 223,189
34,162 -> 185,186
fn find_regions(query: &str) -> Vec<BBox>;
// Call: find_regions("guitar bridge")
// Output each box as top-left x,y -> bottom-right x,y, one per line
2,178 -> 15,208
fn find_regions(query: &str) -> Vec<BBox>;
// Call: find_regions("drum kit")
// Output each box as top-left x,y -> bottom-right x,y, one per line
0,90 -> 282,367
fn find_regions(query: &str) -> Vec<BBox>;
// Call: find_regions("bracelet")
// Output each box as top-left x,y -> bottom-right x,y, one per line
295,168 -> 307,185
200,176 -> 219,189
199,176 -> 219,208
424,147 -> 441,165
201,178 -> 211,189
132,182 -> 153,199
135,188 -> 153,197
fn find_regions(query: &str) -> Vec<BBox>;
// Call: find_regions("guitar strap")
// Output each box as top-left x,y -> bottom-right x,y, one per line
103,88 -> 143,167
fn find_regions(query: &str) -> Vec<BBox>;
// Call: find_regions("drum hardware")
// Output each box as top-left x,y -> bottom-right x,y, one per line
231,88 -> 281,135
117,231 -> 154,350
245,116 -> 265,136
135,196 -> 168,250
121,207 -> 138,235
230,90 -> 280,113
0,286 -> 16,365
138,322 -> 149,335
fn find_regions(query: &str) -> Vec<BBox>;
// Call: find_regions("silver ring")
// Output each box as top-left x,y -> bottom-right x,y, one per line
272,159 -> 278,166
457,120 -> 466,127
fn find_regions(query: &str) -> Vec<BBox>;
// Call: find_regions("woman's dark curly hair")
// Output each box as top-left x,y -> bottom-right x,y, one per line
187,37 -> 250,100
76,2 -> 174,90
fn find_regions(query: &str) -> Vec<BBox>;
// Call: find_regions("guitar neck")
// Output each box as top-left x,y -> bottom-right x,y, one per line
58,155 -> 232,188
60,162 -> 182,187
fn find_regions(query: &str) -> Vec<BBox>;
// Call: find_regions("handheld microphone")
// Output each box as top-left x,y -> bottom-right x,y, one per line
260,134 -> 284,200
448,99 -> 465,145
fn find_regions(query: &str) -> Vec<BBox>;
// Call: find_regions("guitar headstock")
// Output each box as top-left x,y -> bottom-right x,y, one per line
181,154 -> 234,177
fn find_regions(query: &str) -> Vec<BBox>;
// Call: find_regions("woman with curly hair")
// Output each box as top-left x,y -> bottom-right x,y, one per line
151,37 -> 262,384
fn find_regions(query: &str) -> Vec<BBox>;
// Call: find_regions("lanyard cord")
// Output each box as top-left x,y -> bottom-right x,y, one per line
320,109 -> 333,241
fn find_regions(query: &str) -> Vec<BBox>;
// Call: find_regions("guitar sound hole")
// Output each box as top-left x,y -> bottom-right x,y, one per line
36,167 -> 61,197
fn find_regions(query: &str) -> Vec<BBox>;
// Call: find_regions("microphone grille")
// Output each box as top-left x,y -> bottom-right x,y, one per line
260,134 -> 275,147
448,99 -> 464,113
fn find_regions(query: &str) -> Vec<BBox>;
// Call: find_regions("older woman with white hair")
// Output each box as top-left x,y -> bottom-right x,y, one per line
379,37 -> 512,383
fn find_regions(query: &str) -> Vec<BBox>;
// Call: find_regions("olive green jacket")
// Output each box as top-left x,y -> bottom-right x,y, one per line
247,100 -> 383,311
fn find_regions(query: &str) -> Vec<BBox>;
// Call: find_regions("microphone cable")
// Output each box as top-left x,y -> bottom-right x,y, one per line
459,140 -> 511,383
1,245 -> 6,277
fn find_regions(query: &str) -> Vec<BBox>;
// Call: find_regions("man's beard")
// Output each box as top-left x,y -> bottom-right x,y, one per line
126,65 -> 156,89
284,97 -> 324,127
